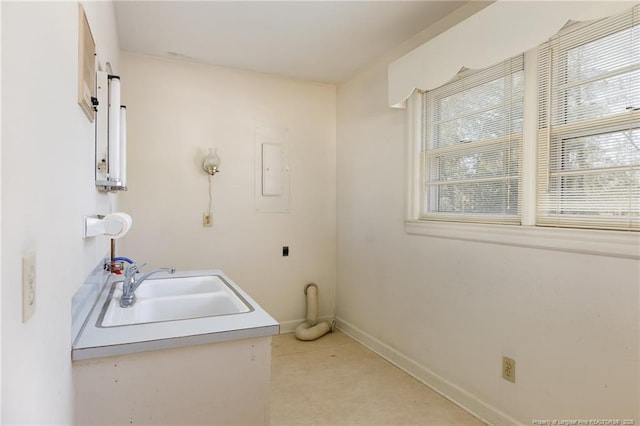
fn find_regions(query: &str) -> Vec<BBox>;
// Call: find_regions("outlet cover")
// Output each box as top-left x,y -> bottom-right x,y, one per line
202,212 -> 213,227
502,356 -> 516,383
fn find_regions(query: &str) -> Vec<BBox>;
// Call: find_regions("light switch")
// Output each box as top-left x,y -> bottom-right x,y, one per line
22,250 -> 36,322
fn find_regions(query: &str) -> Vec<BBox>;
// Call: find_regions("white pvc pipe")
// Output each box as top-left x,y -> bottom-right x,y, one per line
294,283 -> 334,341
305,283 -> 319,326
295,320 -> 331,341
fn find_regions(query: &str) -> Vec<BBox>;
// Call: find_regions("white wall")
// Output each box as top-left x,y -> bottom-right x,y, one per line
0,1 -> 4,420
1,2 -> 120,424
336,3 -> 639,425
118,53 -> 336,329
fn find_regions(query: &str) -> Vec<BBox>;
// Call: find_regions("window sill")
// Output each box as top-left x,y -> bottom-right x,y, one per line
405,220 -> 640,259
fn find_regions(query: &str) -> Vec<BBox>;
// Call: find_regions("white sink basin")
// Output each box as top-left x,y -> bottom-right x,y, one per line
134,275 -> 228,298
99,274 -> 252,327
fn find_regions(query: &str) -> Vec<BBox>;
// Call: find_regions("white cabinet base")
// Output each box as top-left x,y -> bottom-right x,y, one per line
73,336 -> 272,425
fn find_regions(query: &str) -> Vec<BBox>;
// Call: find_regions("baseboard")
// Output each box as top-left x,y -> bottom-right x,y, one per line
335,317 -> 523,426
279,315 -> 335,334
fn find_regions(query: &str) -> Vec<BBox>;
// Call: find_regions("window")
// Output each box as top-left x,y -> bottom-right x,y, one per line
537,7 -> 640,231
418,5 -> 639,231
421,56 -> 524,224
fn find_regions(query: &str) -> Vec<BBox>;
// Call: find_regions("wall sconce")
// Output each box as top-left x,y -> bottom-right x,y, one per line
202,148 -> 221,175
201,149 -> 220,227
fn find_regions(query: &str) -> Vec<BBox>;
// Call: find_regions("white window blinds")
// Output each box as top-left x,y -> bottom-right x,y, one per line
422,56 -> 524,224
537,6 -> 640,231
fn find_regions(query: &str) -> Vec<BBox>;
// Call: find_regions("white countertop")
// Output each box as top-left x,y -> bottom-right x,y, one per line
72,269 -> 279,360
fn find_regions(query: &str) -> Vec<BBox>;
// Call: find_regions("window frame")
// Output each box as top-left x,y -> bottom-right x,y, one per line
405,42 -> 639,259
536,11 -> 640,231
420,55 -> 525,225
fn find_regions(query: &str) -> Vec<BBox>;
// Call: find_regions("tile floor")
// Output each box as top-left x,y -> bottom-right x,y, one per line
270,330 -> 485,426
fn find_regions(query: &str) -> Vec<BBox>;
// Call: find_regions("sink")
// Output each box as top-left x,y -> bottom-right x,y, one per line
101,293 -> 252,327
98,274 -> 252,327
133,275 -> 228,298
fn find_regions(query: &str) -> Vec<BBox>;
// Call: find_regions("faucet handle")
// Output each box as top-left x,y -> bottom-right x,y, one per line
127,261 -> 149,272
124,262 -> 140,277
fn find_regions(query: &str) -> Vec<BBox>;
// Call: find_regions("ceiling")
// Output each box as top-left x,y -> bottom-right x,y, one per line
113,1 -> 468,84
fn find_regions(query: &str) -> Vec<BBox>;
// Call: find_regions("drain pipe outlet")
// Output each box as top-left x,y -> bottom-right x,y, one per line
294,283 -> 334,341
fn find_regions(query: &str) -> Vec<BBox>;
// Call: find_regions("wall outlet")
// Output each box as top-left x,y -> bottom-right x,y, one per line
502,356 -> 516,383
202,212 -> 213,227
22,250 -> 36,322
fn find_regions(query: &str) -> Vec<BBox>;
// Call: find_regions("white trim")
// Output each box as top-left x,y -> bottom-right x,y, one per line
405,220 -> 639,259
521,49 -> 538,226
405,93 -> 422,221
335,318 -> 524,426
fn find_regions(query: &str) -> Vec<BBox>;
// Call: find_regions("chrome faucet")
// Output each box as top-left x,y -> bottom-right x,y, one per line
120,262 -> 175,308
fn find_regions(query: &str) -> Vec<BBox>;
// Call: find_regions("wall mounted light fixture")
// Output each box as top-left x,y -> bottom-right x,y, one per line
202,148 -> 221,175
201,149 -> 221,227
95,71 -> 127,192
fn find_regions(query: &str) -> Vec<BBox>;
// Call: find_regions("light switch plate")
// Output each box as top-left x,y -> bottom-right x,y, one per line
22,250 -> 36,322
